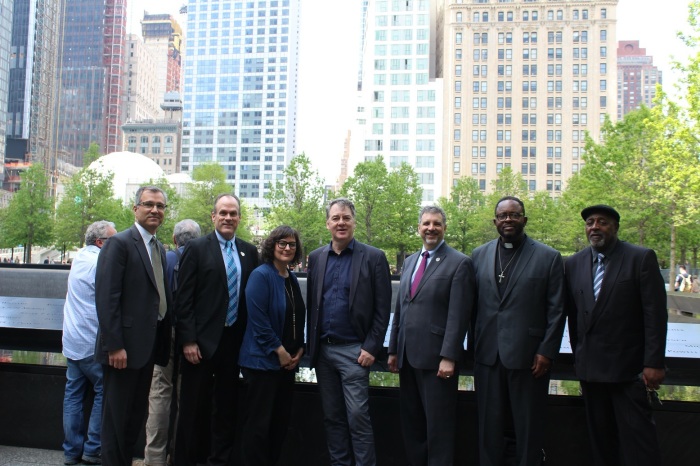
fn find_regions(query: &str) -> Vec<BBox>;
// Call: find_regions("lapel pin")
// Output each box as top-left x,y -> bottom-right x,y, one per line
241,251 -> 245,256
436,258 -> 440,262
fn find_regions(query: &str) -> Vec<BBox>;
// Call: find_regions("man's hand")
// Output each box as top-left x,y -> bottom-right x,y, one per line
276,346 -> 293,368
108,349 -> 127,369
388,354 -> 398,373
285,348 -> 304,371
183,342 -> 202,364
438,357 -> 455,379
531,354 -> 552,378
642,367 -> 665,390
357,349 -> 375,368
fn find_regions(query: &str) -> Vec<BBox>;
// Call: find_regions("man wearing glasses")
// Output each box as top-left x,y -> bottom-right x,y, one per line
96,186 -> 173,465
471,196 -> 566,466
174,194 -> 259,466
306,198 -> 392,466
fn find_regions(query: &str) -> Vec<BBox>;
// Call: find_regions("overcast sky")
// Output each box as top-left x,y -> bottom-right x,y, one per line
130,0 -> 697,185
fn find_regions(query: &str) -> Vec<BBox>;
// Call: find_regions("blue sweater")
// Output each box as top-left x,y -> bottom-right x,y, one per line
239,262 -> 304,370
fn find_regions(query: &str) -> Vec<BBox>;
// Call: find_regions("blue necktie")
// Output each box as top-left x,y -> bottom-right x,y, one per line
593,253 -> 605,301
224,241 -> 239,326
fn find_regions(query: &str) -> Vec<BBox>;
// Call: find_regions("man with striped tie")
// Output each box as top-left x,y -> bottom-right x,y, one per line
174,194 -> 259,466
564,205 -> 667,466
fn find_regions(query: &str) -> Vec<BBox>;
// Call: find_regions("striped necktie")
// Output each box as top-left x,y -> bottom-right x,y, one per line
593,253 -> 605,301
224,240 -> 239,326
150,237 -> 167,319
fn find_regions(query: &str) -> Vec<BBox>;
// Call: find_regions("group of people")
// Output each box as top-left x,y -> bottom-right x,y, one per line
60,186 -> 668,466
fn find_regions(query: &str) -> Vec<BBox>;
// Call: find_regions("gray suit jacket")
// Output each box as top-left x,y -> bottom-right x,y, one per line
472,236 -> 565,370
388,242 -> 475,370
95,225 -> 172,369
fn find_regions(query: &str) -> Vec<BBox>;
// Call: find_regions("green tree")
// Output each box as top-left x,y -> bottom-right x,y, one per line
54,169 -> 124,248
0,163 -> 54,263
438,177 -> 488,254
265,153 -> 327,267
525,191 -> 573,253
177,163 -> 235,236
82,142 -> 102,167
340,156 -> 390,246
379,163 -> 422,269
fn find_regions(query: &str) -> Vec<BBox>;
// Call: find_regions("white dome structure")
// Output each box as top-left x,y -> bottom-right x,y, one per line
88,151 -> 165,202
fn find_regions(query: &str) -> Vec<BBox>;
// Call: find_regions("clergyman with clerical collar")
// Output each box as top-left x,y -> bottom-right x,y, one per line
471,196 -> 566,465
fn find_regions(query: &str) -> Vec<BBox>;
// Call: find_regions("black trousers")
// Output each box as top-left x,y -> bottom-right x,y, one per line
174,325 -> 243,466
581,380 -> 662,466
101,361 -> 155,466
240,367 -> 296,466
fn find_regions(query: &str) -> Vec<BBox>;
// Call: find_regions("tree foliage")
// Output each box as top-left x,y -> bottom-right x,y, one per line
266,153 -> 327,265
438,177 -> 487,254
54,169 -> 125,248
0,164 -> 54,262
177,163 -> 236,237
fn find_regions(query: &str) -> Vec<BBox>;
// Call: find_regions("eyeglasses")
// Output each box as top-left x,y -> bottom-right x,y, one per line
276,241 -> 297,250
138,202 -> 167,211
495,212 -> 524,221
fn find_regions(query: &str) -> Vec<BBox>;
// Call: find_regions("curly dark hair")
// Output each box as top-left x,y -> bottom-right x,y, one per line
260,225 -> 302,265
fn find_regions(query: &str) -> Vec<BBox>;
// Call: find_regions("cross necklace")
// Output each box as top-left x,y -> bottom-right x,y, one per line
497,243 -> 522,283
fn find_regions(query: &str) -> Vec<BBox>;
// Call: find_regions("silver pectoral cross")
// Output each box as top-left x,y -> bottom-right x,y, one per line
498,271 -> 505,283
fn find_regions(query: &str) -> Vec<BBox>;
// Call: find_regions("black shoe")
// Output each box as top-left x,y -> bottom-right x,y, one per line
64,459 -> 79,466
81,456 -> 102,465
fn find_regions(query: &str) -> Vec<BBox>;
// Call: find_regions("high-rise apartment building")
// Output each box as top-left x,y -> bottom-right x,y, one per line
0,0 -> 13,182
181,0 -> 300,207
141,13 -> 183,109
443,0 -> 617,196
54,0 -> 126,167
617,40 -> 660,119
124,34 -> 161,122
6,0 -> 60,181
351,0 -> 444,203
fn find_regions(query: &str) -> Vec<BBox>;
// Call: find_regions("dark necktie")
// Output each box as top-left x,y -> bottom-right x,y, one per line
150,237 -> 167,319
411,251 -> 430,298
224,240 -> 239,326
593,253 -> 605,301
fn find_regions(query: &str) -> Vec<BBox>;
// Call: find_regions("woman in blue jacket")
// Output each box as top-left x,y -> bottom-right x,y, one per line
239,225 -> 305,466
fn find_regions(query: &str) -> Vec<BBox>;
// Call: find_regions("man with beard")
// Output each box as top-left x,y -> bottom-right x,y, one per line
564,205 -> 666,466
471,196 -> 566,465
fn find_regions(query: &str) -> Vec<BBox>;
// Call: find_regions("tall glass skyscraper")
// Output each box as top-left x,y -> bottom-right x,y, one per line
0,0 -> 13,181
181,0 -> 300,207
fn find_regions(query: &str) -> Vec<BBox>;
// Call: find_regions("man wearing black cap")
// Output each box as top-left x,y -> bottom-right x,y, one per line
564,205 -> 667,466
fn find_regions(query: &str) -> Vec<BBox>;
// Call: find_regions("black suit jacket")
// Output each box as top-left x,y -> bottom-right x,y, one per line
95,225 -> 172,368
306,240 -> 392,367
472,237 -> 566,370
564,241 -> 667,383
388,242 -> 475,370
175,232 -> 259,359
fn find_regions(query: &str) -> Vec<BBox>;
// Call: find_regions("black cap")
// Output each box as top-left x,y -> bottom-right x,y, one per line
581,205 -> 620,223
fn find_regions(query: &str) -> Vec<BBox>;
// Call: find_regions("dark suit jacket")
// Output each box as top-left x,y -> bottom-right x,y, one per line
472,236 -> 566,370
175,231 -> 259,359
564,241 -> 667,383
95,225 -> 172,369
388,242 -> 475,369
306,240 -> 392,367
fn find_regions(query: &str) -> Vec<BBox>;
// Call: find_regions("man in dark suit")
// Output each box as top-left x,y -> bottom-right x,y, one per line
95,186 -> 173,465
388,205 -> 475,465
564,205 -> 667,466
306,197 -> 392,466
174,194 -> 259,466
472,196 -> 566,466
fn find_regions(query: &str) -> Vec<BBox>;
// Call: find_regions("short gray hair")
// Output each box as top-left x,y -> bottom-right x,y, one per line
418,205 -> 446,226
326,197 -> 356,220
85,220 -> 116,246
174,219 -> 201,247
211,193 -> 241,214
134,185 -> 168,207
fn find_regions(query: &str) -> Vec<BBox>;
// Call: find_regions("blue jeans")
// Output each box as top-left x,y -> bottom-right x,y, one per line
316,342 -> 376,466
63,355 -> 103,461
